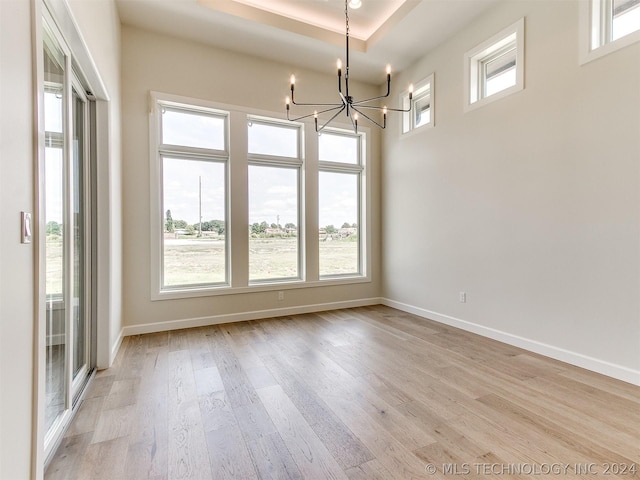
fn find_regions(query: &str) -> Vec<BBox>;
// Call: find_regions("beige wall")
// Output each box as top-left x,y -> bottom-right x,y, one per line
0,1 -> 36,477
66,0 -> 122,366
0,0 -> 121,477
382,0 -> 640,383
121,26 -> 382,332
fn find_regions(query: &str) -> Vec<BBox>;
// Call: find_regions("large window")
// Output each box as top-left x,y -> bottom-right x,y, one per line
464,18 -> 525,112
581,0 -> 640,63
158,105 -> 229,289
151,93 -> 369,299
318,130 -> 364,277
248,118 -> 302,282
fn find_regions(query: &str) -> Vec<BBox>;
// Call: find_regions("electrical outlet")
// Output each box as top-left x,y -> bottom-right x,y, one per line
278,291 -> 285,301
459,291 -> 466,303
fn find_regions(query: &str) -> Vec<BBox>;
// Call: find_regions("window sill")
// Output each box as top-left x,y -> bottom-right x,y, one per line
151,275 -> 371,301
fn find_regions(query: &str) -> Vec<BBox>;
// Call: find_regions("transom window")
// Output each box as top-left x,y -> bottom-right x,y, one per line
464,18 -> 525,111
581,0 -> 640,63
402,74 -> 434,134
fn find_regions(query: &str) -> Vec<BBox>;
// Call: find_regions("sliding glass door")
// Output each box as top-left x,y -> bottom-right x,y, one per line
43,31 -> 67,436
42,17 -> 93,455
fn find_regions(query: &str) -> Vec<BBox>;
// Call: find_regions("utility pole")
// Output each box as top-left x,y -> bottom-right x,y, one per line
198,175 -> 202,237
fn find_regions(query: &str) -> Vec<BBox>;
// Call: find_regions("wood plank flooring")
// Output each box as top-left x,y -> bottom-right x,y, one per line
45,306 -> 640,479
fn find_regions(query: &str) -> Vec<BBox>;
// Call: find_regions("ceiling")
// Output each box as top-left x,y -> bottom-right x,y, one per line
116,0 -> 500,84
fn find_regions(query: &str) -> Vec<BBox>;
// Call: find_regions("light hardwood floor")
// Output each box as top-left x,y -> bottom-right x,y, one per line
45,306 -> 640,479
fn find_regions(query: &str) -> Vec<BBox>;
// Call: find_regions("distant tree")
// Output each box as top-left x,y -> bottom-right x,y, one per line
165,210 -> 174,233
251,222 -> 268,235
211,220 -> 225,235
341,222 -> 352,229
46,221 -> 61,236
352,223 -> 357,228
270,223 -> 278,229
325,224 -> 337,234
284,223 -> 296,229
174,219 -> 188,229
199,220 -> 225,235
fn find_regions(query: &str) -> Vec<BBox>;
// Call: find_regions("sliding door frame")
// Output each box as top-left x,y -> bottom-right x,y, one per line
32,0 -> 112,476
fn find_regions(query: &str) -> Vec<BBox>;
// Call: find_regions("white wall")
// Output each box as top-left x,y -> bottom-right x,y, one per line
0,1 -> 36,477
121,26 -> 382,333
382,0 -> 640,384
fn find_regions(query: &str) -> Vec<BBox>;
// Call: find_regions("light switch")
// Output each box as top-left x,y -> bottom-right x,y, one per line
21,212 -> 32,244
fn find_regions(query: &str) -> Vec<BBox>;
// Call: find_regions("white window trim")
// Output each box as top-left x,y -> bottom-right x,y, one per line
401,73 -> 435,137
317,128 -> 367,279
247,115 -> 304,284
150,94 -> 231,297
149,91 -> 371,301
579,0 -> 640,65
464,18 -> 525,112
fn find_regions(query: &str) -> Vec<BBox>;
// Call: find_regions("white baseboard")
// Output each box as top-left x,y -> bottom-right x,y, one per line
382,298 -> 640,386
109,329 -> 124,365
121,297 -> 382,337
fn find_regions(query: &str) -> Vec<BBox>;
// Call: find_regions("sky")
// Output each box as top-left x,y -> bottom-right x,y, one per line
45,103 -> 360,228
162,110 -> 360,228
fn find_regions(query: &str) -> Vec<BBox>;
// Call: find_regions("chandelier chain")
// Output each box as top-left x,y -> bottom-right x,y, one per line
345,0 -> 350,38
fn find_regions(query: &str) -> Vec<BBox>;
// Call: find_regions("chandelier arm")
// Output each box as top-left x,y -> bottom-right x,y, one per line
354,104 -> 411,113
381,105 -> 412,113
291,97 -> 343,108
316,105 -> 347,133
352,93 -> 391,105
352,106 -> 385,129
351,82 -> 391,106
287,105 -> 344,123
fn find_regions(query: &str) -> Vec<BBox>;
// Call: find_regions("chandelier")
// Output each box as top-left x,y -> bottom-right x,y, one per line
285,0 -> 413,133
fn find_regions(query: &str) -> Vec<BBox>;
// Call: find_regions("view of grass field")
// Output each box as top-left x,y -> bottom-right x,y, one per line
48,233 -> 360,291
46,237 -> 64,295
162,235 -> 359,287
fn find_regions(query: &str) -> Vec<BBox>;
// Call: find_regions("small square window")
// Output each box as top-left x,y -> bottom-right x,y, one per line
464,18 -> 524,112
581,0 -> 640,63
402,74 -> 434,134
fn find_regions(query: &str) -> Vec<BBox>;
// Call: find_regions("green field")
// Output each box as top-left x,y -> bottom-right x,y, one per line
164,236 -> 359,286
47,236 -> 359,291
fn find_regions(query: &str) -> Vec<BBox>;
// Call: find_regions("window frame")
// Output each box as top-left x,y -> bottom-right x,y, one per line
580,0 -> 640,64
247,116 -> 304,284
464,18 -> 525,112
150,94 -> 231,298
317,128 -> 366,279
149,92 -> 371,301
401,73 -> 435,135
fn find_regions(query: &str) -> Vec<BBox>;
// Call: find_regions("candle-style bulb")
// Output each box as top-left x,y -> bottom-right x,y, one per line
285,96 -> 290,109
337,59 -> 342,71
314,110 -> 318,119
386,65 -> 391,75
383,106 -> 388,115
290,74 -> 296,85
409,84 -> 414,100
